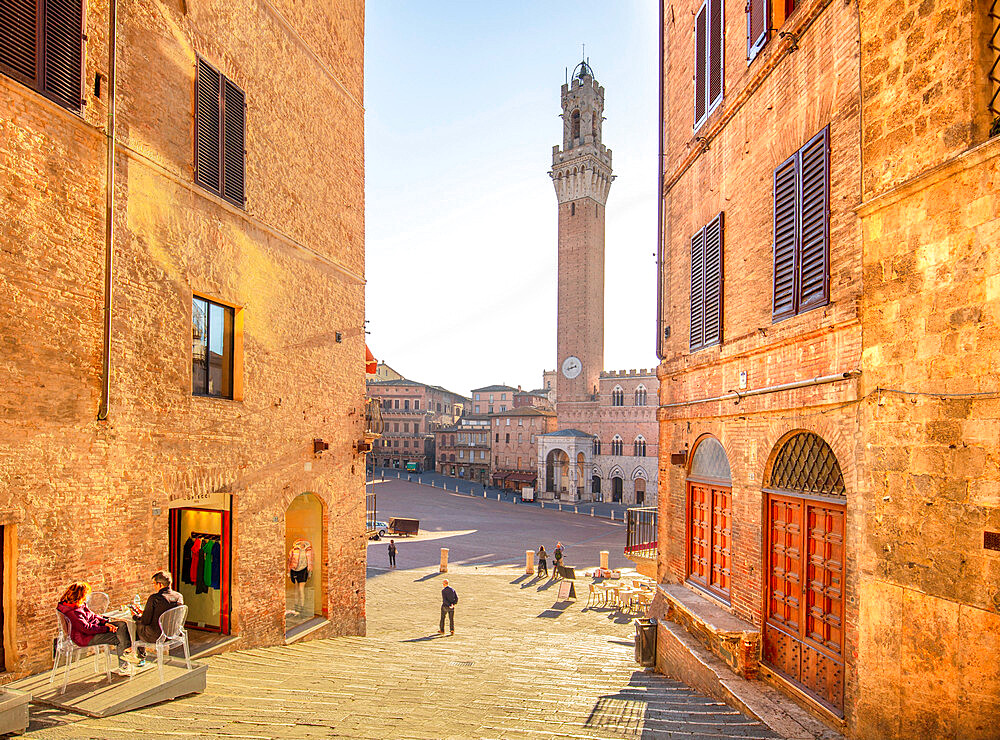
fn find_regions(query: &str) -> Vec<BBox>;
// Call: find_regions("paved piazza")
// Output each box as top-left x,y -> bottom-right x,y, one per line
26,482 -> 776,739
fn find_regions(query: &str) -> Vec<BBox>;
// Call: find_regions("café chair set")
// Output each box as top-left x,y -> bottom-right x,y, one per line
50,592 -> 193,694
587,578 -> 656,613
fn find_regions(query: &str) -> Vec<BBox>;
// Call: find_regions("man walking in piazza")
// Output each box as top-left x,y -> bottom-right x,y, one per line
438,579 -> 458,635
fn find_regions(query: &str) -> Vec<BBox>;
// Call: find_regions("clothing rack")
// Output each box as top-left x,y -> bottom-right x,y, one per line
190,532 -> 221,541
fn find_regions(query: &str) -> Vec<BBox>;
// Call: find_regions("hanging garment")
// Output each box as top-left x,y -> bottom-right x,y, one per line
189,537 -> 203,586
202,539 -> 216,590
195,540 -> 209,594
182,537 -> 196,585
211,538 -> 222,589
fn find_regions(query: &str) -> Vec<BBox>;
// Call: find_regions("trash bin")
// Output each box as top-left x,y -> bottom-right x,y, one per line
634,617 -> 657,667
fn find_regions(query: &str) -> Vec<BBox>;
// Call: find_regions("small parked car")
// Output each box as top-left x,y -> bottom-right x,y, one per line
368,520 -> 388,539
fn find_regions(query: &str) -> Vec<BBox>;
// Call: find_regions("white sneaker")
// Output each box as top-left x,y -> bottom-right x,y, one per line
113,664 -> 134,677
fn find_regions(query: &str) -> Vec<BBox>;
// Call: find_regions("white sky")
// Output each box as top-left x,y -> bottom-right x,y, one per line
364,2 -> 659,397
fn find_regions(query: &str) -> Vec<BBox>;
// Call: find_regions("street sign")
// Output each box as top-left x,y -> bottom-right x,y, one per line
557,580 -> 577,600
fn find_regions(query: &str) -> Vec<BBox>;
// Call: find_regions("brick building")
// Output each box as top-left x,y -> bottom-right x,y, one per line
470,384 -> 517,416
367,378 -> 467,471
539,62 -> 660,507
490,407 -> 557,491
434,416 -> 491,484
0,0 -> 367,676
650,0 -> 999,735
513,387 -> 552,409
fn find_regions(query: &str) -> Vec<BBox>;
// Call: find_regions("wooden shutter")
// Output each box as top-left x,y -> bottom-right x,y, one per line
690,227 -> 705,350
196,58 -> 222,194
747,0 -> 769,61
0,0 -> 38,84
694,1 -> 707,124
222,79 -> 245,206
797,127 -> 829,312
772,155 -> 798,320
708,0 -> 723,109
42,0 -> 82,109
703,212 -> 723,347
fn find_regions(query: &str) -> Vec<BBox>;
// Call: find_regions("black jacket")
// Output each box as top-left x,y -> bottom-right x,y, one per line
441,586 -> 458,607
138,587 -> 184,642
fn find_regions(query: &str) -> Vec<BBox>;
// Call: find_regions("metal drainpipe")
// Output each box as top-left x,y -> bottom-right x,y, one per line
659,370 -> 860,409
97,0 -> 117,421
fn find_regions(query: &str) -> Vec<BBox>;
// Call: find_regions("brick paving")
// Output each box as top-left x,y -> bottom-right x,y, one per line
26,561 -> 779,740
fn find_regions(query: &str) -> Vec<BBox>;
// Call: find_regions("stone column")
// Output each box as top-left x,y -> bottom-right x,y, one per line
526,550 -> 535,575
439,548 -> 449,573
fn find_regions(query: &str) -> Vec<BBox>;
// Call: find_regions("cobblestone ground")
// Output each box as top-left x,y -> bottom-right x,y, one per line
26,561 -> 778,740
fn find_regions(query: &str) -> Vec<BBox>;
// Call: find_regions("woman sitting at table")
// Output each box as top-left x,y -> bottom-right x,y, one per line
57,581 -> 134,676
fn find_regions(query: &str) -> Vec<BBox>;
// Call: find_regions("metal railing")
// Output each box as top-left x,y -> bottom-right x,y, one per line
625,506 -> 658,560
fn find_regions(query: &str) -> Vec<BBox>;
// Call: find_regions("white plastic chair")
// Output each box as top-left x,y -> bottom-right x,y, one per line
132,604 -> 192,683
50,612 -> 112,694
86,592 -> 110,614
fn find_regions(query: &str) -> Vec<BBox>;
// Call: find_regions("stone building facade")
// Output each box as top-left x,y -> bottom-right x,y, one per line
471,384 -> 517,416
651,0 -> 999,735
490,407 -> 557,491
434,416 -> 491,484
0,0 -> 366,677
367,378 -> 467,471
540,62 -> 659,507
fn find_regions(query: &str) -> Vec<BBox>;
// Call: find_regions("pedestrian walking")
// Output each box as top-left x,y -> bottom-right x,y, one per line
387,539 -> 397,568
438,579 -> 458,635
553,542 -> 564,577
537,545 -> 548,578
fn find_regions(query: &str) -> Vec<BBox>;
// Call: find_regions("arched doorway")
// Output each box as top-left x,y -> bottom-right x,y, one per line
611,476 -> 623,503
285,493 -> 325,635
591,475 -> 601,495
545,449 -> 569,493
686,436 -> 732,602
634,478 -> 646,505
763,431 -> 846,715
577,453 -> 586,496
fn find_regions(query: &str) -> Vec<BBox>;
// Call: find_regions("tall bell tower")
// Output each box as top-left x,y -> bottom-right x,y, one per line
551,60 -> 613,414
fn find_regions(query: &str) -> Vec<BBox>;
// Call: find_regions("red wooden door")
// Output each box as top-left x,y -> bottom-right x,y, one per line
764,493 -> 845,714
687,482 -> 732,601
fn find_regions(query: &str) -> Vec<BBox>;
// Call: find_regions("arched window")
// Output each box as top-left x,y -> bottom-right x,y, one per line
633,435 -> 647,457
687,436 -> 732,602
763,431 -> 847,712
593,438 -> 601,455
611,385 -> 624,406
634,384 -> 647,406
571,109 -> 581,139
611,435 -> 624,456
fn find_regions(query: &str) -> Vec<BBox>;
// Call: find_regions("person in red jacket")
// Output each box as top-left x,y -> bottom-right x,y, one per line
57,581 -> 134,676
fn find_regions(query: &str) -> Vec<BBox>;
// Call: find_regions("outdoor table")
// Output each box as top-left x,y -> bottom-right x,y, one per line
104,609 -> 138,644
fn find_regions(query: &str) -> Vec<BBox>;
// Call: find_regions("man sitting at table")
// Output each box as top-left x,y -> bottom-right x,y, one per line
130,570 -> 184,665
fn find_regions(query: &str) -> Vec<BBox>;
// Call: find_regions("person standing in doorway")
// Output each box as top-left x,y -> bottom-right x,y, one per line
438,579 -> 458,635
388,539 -> 397,568
537,545 -> 548,578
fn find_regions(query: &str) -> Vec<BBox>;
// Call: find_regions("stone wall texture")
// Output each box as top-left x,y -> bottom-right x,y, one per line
0,0 -> 367,678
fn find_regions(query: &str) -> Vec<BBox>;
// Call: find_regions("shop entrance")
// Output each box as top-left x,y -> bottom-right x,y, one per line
169,508 -> 231,633
285,493 -> 326,634
763,431 -> 847,715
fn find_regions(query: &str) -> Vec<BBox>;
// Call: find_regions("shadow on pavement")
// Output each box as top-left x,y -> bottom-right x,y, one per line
510,574 -> 530,584
400,634 -> 447,643
413,572 -> 441,582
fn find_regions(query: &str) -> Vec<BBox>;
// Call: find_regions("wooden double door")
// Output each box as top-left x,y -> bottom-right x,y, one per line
764,492 -> 845,714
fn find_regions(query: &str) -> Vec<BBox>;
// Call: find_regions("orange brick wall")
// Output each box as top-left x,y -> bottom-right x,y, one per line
0,0 -> 366,678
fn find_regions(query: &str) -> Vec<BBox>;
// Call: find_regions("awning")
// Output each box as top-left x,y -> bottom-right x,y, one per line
365,344 -> 377,374
506,472 -> 537,483
492,472 -> 509,481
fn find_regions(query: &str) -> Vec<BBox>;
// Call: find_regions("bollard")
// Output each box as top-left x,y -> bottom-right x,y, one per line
540,502 -> 544,509
559,504 -> 562,512
600,550 -> 609,569
574,506 -> 578,514
526,550 -> 535,575
440,548 -> 449,573
611,511 -> 615,521
590,509 -> 594,517
497,494 -> 500,501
